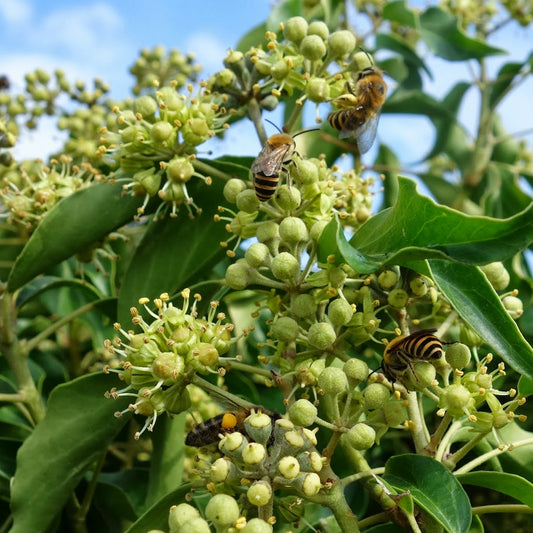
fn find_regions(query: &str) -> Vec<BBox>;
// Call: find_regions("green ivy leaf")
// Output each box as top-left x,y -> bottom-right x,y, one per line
236,22 -> 268,52
382,0 -> 417,27
419,7 -> 505,61
117,177 -> 228,325
352,177 -> 533,266
457,471 -> 533,508
7,182 -> 143,292
489,56 -> 532,109
10,373 -> 131,533
375,33 -> 431,78
428,259 -> 533,379
384,454 -> 471,533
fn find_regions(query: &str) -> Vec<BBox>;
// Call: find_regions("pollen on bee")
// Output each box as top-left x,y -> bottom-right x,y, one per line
221,412 -> 238,430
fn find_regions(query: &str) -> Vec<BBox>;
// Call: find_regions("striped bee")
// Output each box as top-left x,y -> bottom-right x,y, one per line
251,132 -> 295,202
328,66 -> 386,154
381,329 -> 444,387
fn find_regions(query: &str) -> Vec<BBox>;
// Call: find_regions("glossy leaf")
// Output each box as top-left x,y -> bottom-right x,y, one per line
267,0 -> 302,31
8,182 -> 143,292
125,484 -> 192,533
351,177 -> 533,266
384,89 -> 447,117
457,471 -> 533,508
384,454 -> 471,533
236,22 -> 268,52
489,57 -> 531,109
117,177 -> 228,324
382,0 -> 417,27
518,376 -> 533,396
10,373 -> 131,533
419,7 -> 505,61
375,33 -> 431,78
428,259 -> 533,379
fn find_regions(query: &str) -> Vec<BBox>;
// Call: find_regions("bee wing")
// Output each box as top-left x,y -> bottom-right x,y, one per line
353,108 -> 382,154
251,143 -> 292,177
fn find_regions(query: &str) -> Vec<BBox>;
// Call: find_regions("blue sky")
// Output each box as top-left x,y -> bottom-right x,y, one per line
0,0 -> 532,167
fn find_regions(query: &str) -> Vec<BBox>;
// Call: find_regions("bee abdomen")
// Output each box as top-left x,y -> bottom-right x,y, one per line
405,334 -> 443,360
185,413 -> 229,447
253,173 -> 280,201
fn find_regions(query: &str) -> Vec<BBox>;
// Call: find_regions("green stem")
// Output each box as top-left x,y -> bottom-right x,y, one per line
284,103 -> 304,133
472,504 -> 533,515
25,300 -> 99,354
224,360 -> 272,378
246,98 -> 268,145
406,391 -> 429,452
77,451 -> 107,521
192,159 -> 235,182
425,412 -> 453,455
0,289 -> 45,424
192,375 -> 259,410
444,431 -> 487,471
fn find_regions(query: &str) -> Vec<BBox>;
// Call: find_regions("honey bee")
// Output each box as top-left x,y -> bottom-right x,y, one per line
186,397 -> 280,447
328,66 -> 387,154
381,329 -> 444,387
251,124 -> 316,202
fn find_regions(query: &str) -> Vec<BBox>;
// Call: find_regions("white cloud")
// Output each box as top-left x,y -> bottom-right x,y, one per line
0,0 -> 32,23
185,32 -> 227,77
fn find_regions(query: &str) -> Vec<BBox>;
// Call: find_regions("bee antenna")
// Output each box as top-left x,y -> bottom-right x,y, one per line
264,119 -> 283,134
358,47 -> 375,65
292,127 -> 321,139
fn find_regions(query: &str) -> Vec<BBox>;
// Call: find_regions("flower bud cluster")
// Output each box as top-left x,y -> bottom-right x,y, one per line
129,46 -> 202,96
207,414 -> 326,508
207,18 -> 362,116
101,82 -> 230,218
104,290 -> 239,439
0,155 -> 102,236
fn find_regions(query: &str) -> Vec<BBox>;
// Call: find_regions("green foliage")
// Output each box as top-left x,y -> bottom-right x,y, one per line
1,1 -> 533,532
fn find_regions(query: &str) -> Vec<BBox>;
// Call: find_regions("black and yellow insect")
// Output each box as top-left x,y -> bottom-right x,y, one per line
328,66 -> 387,154
251,132 -> 295,202
381,329 -> 444,386
185,384 -> 281,447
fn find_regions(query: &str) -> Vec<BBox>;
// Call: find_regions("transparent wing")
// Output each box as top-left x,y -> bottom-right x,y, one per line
353,109 -> 381,154
251,143 -> 292,177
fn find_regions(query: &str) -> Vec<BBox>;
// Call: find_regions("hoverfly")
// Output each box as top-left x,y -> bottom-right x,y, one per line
380,329 -> 444,387
327,65 -> 386,154
251,123 -> 316,202
185,384 -> 281,447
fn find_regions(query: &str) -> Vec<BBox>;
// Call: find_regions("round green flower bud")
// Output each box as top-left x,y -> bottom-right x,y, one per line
403,361 -> 436,390
409,276 -> 428,297
240,518 -> 273,533
169,503 -> 200,531
492,409 -> 509,429
300,35 -> 327,61
284,16 -> 308,44
210,457 -> 231,482
476,373 -> 492,389
134,95 -> 157,118
224,50 -> 244,65
292,293 -> 317,318
260,94 -> 279,110
308,322 -> 336,350
225,262 -> 253,290
301,472 -> 322,496
166,157 -> 194,183
271,60 -> 289,81
275,184 -> 301,210
503,295 -> 523,319
352,50 -> 374,71
236,189 -> 260,213
247,480 -> 273,507
283,429 -> 305,449
318,366 -> 347,395
328,298 -> 354,326
242,442 -> 266,464
152,352 -> 185,383
296,159 -> 318,184
256,221 -> 280,243
205,494 -> 240,527
306,77 -> 330,103
215,68 -> 235,87
345,423 -> 376,450
181,117 -> 210,145
363,383 -> 390,410
245,242 -> 270,269
445,343 -> 471,370
223,178 -> 247,203
382,401 -> 406,427
279,216 -> 309,245
480,262 -> 510,291
343,358 -> 369,384
288,399 -> 317,427
328,266 -> 347,288
459,325 -> 483,347
244,411 -> 274,444
388,288 -> 409,308
270,317 -> 300,345
219,431 -> 246,453
441,384 -> 474,418
151,121 -> 175,144
279,455 -> 301,479
328,30 -> 356,59
191,342 -> 218,367
307,20 -> 329,40
271,251 -> 300,281
297,450 -> 324,472
179,517 -> 211,533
